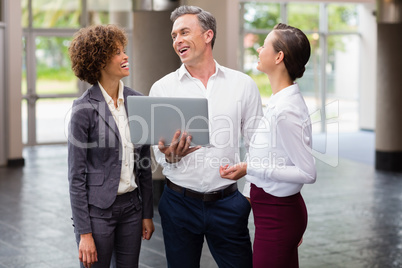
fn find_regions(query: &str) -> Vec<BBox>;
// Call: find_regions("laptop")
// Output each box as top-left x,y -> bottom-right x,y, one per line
127,96 -> 211,146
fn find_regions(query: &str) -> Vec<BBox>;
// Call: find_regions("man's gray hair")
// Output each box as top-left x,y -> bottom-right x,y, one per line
170,5 -> 217,49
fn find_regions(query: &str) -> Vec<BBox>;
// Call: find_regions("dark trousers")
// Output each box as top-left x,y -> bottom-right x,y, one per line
158,184 -> 253,268
76,190 -> 143,268
250,184 -> 307,268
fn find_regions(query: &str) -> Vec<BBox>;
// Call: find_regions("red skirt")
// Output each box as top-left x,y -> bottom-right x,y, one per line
250,183 -> 307,268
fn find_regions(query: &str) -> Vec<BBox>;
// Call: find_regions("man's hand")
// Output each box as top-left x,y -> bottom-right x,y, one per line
79,233 -> 98,268
158,130 -> 201,163
219,163 -> 247,181
142,219 -> 155,240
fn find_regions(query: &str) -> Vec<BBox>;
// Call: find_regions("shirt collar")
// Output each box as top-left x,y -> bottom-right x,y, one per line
177,60 -> 225,80
98,80 -> 125,107
117,80 -> 124,103
267,83 -> 300,107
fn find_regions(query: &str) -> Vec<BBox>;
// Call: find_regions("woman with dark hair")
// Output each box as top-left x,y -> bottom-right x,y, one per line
68,24 -> 154,268
220,23 -> 316,268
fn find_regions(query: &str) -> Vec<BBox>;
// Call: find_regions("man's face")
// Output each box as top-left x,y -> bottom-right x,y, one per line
171,14 -> 209,66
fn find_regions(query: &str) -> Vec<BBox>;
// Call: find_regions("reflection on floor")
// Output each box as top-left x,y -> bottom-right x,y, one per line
1,131 -> 402,268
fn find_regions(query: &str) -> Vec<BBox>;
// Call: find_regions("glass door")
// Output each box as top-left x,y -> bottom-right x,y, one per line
22,0 -> 133,146
22,33 -> 85,145
22,0 -> 84,145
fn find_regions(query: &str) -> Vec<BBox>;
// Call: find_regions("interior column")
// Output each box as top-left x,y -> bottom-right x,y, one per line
375,0 -> 402,171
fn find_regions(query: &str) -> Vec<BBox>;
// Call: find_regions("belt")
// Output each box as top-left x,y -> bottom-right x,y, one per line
166,178 -> 237,202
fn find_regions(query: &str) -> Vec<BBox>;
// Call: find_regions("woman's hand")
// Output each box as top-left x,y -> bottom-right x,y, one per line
142,219 -> 155,240
79,233 -> 98,268
298,237 -> 303,247
219,162 -> 248,181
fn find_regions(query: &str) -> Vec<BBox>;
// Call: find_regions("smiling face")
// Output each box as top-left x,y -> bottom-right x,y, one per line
101,43 -> 129,81
256,31 -> 279,75
171,14 -> 210,67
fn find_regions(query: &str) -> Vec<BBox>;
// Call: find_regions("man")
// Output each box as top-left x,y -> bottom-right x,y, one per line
149,5 -> 263,268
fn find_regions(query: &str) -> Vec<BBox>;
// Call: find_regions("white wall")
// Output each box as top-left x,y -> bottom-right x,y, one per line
359,3 -> 377,130
0,22 -> 5,166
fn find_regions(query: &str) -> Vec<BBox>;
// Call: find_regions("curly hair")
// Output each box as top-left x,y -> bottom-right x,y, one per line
68,24 -> 128,85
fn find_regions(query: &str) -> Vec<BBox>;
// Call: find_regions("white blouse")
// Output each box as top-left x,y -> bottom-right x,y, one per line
244,83 -> 316,197
98,81 -> 137,195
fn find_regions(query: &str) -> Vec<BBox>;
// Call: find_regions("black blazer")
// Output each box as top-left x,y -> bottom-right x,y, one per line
68,83 -> 153,235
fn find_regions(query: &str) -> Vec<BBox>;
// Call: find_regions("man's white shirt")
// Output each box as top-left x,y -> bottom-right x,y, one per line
149,61 -> 263,193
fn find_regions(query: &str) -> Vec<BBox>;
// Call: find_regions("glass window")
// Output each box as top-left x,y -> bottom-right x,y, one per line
243,32 -> 272,98
35,36 -> 79,95
243,2 -> 280,31
298,33 -> 322,106
327,35 -> 359,98
287,3 -> 320,31
22,0 -> 29,27
36,98 -> 75,143
242,2 -> 281,99
299,33 -> 322,133
88,0 -> 110,25
23,0 -> 135,145
32,0 -> 81,28
0,0 -> 3,22
327,35 -> 359,131
241,2 -> 360,133
328,4 -> 358,32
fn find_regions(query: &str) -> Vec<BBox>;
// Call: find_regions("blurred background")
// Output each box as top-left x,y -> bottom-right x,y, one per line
1,0 -> 377,152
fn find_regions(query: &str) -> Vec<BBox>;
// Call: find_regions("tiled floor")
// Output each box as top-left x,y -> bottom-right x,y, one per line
1,132 -> 402,267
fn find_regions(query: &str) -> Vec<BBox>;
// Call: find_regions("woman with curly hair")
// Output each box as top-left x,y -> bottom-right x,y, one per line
220,23 -> 316,268
67,24 -> 154,268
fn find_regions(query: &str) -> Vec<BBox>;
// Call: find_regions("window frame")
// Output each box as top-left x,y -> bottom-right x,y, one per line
22,0 -> 133,145
239,1 -> 361,133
